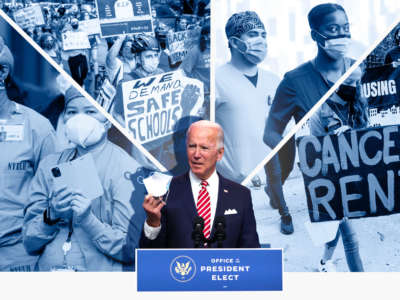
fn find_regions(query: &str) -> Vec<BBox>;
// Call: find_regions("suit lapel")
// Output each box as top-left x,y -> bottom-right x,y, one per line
180,172 -> 198,220
211,173 -> 228,237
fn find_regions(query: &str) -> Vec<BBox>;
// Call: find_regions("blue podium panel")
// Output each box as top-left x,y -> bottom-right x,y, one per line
137,249 -> 283,292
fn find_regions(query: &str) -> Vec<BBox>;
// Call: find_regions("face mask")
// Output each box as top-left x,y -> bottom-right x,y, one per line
71,24 -> 79,30
337,84 -> 356,102
65,114 -> 106,148
315,31 -> 351,60
43,40 -> 54,50
141,55 -> 159,74
231,36 -> 267,65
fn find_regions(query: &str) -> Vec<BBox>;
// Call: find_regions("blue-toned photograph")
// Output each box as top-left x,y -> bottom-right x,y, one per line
1,0 -> 211,176
0,15 -> 149,272
214,0 -> 400,272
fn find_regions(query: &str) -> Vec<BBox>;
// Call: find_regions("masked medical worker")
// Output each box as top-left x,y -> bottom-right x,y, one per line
264,3 -> 355,235
215,11 -> 280,184
215,11 -> 293,232
0,37 -> 58,271
23,87 -> 144,271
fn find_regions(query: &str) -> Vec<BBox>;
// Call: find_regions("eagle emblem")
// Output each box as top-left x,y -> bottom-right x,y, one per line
174,261 -> 192,276
170,256 -> 197,282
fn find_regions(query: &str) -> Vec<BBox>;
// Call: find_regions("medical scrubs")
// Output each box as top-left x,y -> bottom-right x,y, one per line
0,102 -> 57,271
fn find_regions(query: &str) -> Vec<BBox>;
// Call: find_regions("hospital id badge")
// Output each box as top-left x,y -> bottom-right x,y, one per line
0,123 -> 24,142
50,265 -> 76,272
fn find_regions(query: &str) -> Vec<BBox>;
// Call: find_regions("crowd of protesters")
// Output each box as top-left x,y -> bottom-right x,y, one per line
3,0 -> 210,117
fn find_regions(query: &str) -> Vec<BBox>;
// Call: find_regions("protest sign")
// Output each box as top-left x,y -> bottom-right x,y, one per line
361,65 -> 400,109
79,19 -> 101,36
62,31 -> 91,51
13,4 -> 45,29
122,71 -> 204,144
167,28 -> 201,64
96,78 -> 117,113
95,0 -> 153,37
297,125 -> 400,222
362,65 -> 400,127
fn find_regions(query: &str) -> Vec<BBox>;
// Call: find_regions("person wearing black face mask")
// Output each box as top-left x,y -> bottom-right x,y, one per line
65,18 -> 89,86
308,66 -> 368,273
309,66 -> 368,136
71,22 -> 79,30
40,33 -> 62,65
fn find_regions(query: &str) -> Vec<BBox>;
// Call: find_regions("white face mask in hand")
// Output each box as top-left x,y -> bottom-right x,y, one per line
65,114 -> 106,148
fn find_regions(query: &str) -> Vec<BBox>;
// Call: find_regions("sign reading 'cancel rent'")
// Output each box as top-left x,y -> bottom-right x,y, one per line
297,125 -> 400,222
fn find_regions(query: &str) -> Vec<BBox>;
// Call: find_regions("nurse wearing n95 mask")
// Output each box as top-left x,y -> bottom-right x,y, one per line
23,87 -> 145,271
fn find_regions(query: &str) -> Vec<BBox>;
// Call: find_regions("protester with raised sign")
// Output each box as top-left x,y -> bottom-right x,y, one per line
23,87 -> 145,271
307,66 -> 367,272
106,35 -> 137,84
157,23 -> 181,72
110,34 -> 163,125
263,3 -> 356,237
63,18 -> 89,86
0,37 -> 58,271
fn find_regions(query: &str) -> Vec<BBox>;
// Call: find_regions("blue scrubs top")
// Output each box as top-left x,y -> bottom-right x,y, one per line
0,101 -> 57,247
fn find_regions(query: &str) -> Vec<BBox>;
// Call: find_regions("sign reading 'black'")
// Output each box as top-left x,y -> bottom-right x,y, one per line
297,125 -> 400,222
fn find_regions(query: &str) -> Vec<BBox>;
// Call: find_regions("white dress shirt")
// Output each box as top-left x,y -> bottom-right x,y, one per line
143,169 -> 220,240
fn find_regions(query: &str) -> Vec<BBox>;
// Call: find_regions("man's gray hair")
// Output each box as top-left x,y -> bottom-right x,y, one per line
186,120 -> 224,149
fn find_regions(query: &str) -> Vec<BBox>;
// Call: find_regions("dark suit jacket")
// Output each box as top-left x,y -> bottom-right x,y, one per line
140,172 -> 260,248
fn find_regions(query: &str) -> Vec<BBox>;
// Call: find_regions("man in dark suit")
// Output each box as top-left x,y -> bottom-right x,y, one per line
140,120 -> 260,248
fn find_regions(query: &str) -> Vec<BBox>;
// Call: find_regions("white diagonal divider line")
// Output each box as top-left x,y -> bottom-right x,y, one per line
242,16 -> 400,186
0,10 -> 167,172
209,0 -> 216,122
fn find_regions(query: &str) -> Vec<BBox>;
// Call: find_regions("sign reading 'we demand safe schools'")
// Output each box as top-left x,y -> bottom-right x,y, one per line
297,125 -> 400,222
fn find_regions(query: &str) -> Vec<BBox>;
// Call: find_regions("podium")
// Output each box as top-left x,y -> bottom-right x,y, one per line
136,248 -> 282,291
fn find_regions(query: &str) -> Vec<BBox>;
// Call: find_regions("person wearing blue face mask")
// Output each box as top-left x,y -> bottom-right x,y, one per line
215,11 -> 281,218
23,87 -> 145,271
263,3 -> 364,270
